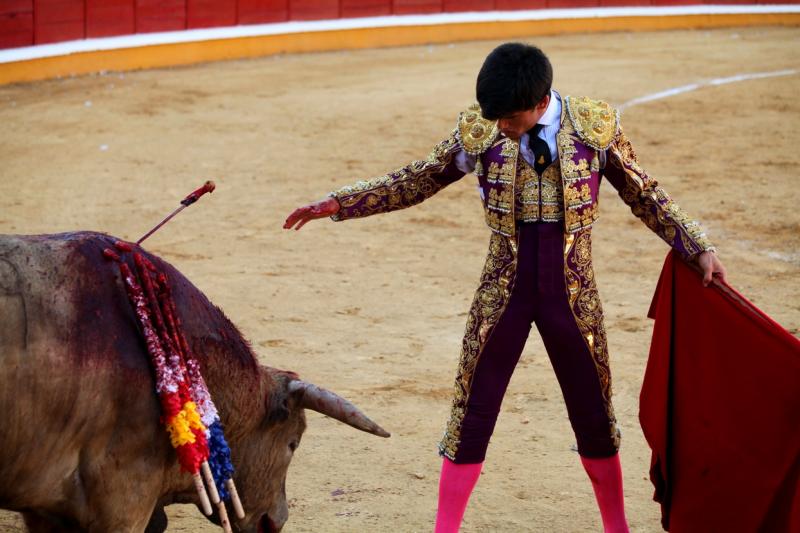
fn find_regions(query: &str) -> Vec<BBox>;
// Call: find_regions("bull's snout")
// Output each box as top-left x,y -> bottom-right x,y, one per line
263,491 -> 288,533
259,512 -> 284,533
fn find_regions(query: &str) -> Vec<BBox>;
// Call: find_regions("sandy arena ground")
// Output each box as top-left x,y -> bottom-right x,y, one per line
1,25 -> 798,532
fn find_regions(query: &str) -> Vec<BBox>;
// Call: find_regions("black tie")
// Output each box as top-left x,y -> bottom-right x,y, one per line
528,123 -> 551,174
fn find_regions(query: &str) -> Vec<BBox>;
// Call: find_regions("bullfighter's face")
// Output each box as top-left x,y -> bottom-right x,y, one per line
497,94 -> 550,140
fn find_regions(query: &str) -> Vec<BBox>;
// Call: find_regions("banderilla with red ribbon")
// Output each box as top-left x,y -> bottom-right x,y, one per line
103,180 -> 245,533
136,180 -> 216,245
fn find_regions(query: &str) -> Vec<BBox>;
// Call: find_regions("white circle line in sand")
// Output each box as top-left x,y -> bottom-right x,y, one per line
619,69 -> 798,111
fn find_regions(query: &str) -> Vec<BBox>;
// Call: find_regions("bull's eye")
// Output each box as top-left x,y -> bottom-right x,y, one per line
289,441 -> 299,452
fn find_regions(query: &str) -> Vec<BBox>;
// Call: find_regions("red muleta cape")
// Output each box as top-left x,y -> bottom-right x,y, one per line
640,251 -> 800,532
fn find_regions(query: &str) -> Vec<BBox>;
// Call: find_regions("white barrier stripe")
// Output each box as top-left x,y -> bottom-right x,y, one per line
1,5 -> 799,64
619,69 -> 798,110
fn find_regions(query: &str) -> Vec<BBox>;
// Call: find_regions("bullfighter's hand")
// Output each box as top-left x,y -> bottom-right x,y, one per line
698,250 -> 727,287
283,197 -> 340,230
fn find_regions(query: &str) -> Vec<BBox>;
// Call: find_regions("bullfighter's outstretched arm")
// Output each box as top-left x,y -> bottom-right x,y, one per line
328,129 -> 465,220
601,124 -> 726,284
284,129 -> 466,229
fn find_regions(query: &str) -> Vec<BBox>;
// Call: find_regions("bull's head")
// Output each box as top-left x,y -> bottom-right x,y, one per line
211,367 -> 389,533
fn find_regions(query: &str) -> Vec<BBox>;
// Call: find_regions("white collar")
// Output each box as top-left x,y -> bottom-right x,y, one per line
538,90 -> 561,126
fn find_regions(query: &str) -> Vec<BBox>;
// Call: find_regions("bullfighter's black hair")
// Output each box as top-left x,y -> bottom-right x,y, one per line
476,42 -> 553,121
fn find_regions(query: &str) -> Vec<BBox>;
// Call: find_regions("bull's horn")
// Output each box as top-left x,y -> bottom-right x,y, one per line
288,380 -> 390,438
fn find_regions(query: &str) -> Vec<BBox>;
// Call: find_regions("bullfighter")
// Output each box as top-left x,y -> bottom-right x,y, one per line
284,43 -> 727,532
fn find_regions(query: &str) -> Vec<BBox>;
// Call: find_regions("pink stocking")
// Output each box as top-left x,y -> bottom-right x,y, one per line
434,458 -> 482,533
580,453 -> 630,533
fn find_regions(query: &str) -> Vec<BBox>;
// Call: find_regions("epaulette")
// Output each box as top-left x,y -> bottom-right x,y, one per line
564,95 -> 620,150
457,103 -> 498,156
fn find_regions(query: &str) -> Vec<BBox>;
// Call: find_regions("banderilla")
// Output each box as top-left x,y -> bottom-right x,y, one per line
136,181 -> 216,245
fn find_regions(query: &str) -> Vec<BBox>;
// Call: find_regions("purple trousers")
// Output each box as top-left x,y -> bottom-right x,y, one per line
453,222 -> 617,463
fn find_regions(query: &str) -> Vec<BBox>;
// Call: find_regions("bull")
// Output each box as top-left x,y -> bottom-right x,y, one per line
0,231 -> 389,532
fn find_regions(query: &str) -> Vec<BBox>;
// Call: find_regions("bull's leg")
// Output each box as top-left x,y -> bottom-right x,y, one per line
69,451 -> 164,533
21,511 -> 83,532
144,505 -> 168,533
80,479 -> 161,532
75,493 -> 159,533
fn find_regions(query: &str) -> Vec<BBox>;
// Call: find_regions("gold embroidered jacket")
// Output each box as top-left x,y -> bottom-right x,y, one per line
331,96 -> 713,261
330,96 -> 715,460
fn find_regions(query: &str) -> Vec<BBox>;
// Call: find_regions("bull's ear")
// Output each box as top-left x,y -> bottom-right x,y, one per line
288,380 -> 390,438
263,368 -> 301,423
265,389 -> 291,423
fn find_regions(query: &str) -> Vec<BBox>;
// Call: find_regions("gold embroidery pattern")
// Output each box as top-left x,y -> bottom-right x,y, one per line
331,131 -> 462,220
439,232 -> 518,460
541,165 -> 562,205
608,128 -> 715,258
564,206 -> 599,233
558,129 -> 577,159
485,210 -> 515,237
565,209 -> 580,232
611,127 -> 645,175
564,201 -> 599,233
564,182 -> 592,209
484,139 -> 520,237
581,204 -> 599,229
500,138 -> 519,159
487,187 -> 513,213
562,158 -> 591,180
563,229 -> 620,450
515,158 -> 564,222
565,95 -> 620,150
517,164 -> 538,204
558,128 -> 600,233
541,205 -> 562,220
458,103 -> 499,156
486,161 -> 514,185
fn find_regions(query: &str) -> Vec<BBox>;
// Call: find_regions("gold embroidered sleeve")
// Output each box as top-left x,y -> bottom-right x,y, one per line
603,125 -> 715,261
330,129 -> 465,221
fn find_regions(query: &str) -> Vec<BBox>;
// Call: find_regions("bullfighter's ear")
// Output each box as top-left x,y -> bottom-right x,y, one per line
288,380 -> 390,438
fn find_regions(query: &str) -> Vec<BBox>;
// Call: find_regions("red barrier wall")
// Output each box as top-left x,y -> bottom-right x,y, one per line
87,0 -> 134,38
35,0 -> 84,44
0,0 -> 786,50
0,0 -> 33,48
341,0 -> 392,18
444,0 -> 494,12
290,0 -> 338,20
137,0 -> 186,33
188,0 -> 237,28
238,0 -> 288,24
496,1 -> 546,8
